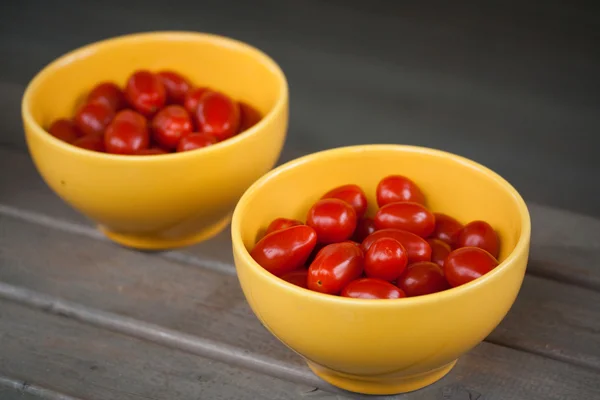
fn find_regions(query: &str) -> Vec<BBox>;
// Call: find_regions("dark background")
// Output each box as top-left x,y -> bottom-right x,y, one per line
1,0 -> 599,216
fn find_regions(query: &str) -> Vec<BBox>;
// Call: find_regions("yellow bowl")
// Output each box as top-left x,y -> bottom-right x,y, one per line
21,31 -> 288,250
231,145 -> 531,395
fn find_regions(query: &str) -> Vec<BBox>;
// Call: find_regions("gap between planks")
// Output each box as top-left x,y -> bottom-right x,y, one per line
2,205 -> 600,375
0,374 -> 83,400
0,281 -> 329,391
0,204 -> 236,277
1,202 -> 599,294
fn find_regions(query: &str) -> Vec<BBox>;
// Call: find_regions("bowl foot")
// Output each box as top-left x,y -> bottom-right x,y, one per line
98,214 -> 231,251
306,359 -> 457,395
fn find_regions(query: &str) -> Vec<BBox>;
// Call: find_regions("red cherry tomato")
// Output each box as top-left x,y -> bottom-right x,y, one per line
280,270 -> 308,289
251,225 -> 317,277
444,247 -> 499,287
364,237 -> 408,281
74,102 -> 114,136
72,134 -> 105,152
307,242 -> 364,295
427,238 -> 452,268
125,70 -> 166,116
196,91 -> 241,142
341,278 -> 405,299
306,198 -> 357,244
264,218 -> 303,237
321,184 -> 368,219
431,213 -> 463,247
376,175 -> 425,207
361,229 -> 431,264
183,87 -> 209,115
374,202 -> 435,238
87,82 -> 126,111
457,220 -> 500,258
151,105 -> 193,149
104,110 -> 150,155
135,147 -> 168,155
352,217 -> 376,242
176,132 -> 217,152
157,71 -> 191,105
48,119 -> 82,143
397,261 -> 449,297
238,102 -> 262,132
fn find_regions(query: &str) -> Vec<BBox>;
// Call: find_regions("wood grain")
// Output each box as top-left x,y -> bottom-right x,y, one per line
1,1 -> 599,397
2,283 -> 600,400
2,145 -> 600,292
0,301 -> 324,400
0,208 -> 599,377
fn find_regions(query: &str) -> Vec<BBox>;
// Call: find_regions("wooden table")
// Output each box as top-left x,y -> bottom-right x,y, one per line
1,1 -> 599,399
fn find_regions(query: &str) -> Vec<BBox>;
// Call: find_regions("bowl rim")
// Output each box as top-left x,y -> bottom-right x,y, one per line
231,144 -> 532,307
21,30 -> 288,162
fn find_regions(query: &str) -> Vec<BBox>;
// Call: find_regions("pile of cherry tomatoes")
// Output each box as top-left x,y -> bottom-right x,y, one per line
47,70 -> 262,155
251,175 -> 501,299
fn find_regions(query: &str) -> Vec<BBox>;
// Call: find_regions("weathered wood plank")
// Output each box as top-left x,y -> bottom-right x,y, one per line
1,208 -> 600,375
0,376 -> 82,400
2,145 -> 600,291
527,205 -> 600,291
2,278 -> 600,400
0,300 -> 323,400
1,149 -> 600,372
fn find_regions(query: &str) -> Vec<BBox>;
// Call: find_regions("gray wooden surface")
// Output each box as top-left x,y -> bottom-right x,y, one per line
1,1 -> 600,399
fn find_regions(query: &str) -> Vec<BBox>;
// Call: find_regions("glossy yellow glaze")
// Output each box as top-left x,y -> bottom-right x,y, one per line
22,32 -> 288,249
231,145 -> 531,395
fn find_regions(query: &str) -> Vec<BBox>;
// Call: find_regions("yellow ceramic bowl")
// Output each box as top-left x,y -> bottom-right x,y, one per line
22,31 -> 288,250
231,145 -> 531,395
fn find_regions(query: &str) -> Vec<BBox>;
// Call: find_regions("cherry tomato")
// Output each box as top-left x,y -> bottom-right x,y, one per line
135,147 -> 168,155
157,71 -> 191,105
364,237 -> 408,281
444,247 -> 499,287
125,70 -> 166,116
427,238 -> 452,268
151,105 -> 193,149
183,87 -> 209,115
74,102 -> 114,136
397,261 -> 449,297
72,134 -> 105,152
307,242 -> 364,295
362,229 -> 431,263
321,184 -> 368,219
352,217 -> 376,242
306,198 -> 357,244
374,202 -> 435,238
251,225 -> 317,277
341,278 -> 405,299
196,91 -> 241,142
87,82 -> 126,111
376,175 -> 425,207
280,270 -> 308,289
104,110 -> 150,155
176,132 -> 217,152
457,220 -> 500,258
48,119 -> 82,143
264,218 -> 303,237
238,102 -> 262,132
431,213 -> 463,247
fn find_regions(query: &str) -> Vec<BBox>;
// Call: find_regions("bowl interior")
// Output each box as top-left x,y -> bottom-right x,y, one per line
237,145 -> 525,263
26,31 -> 283,133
